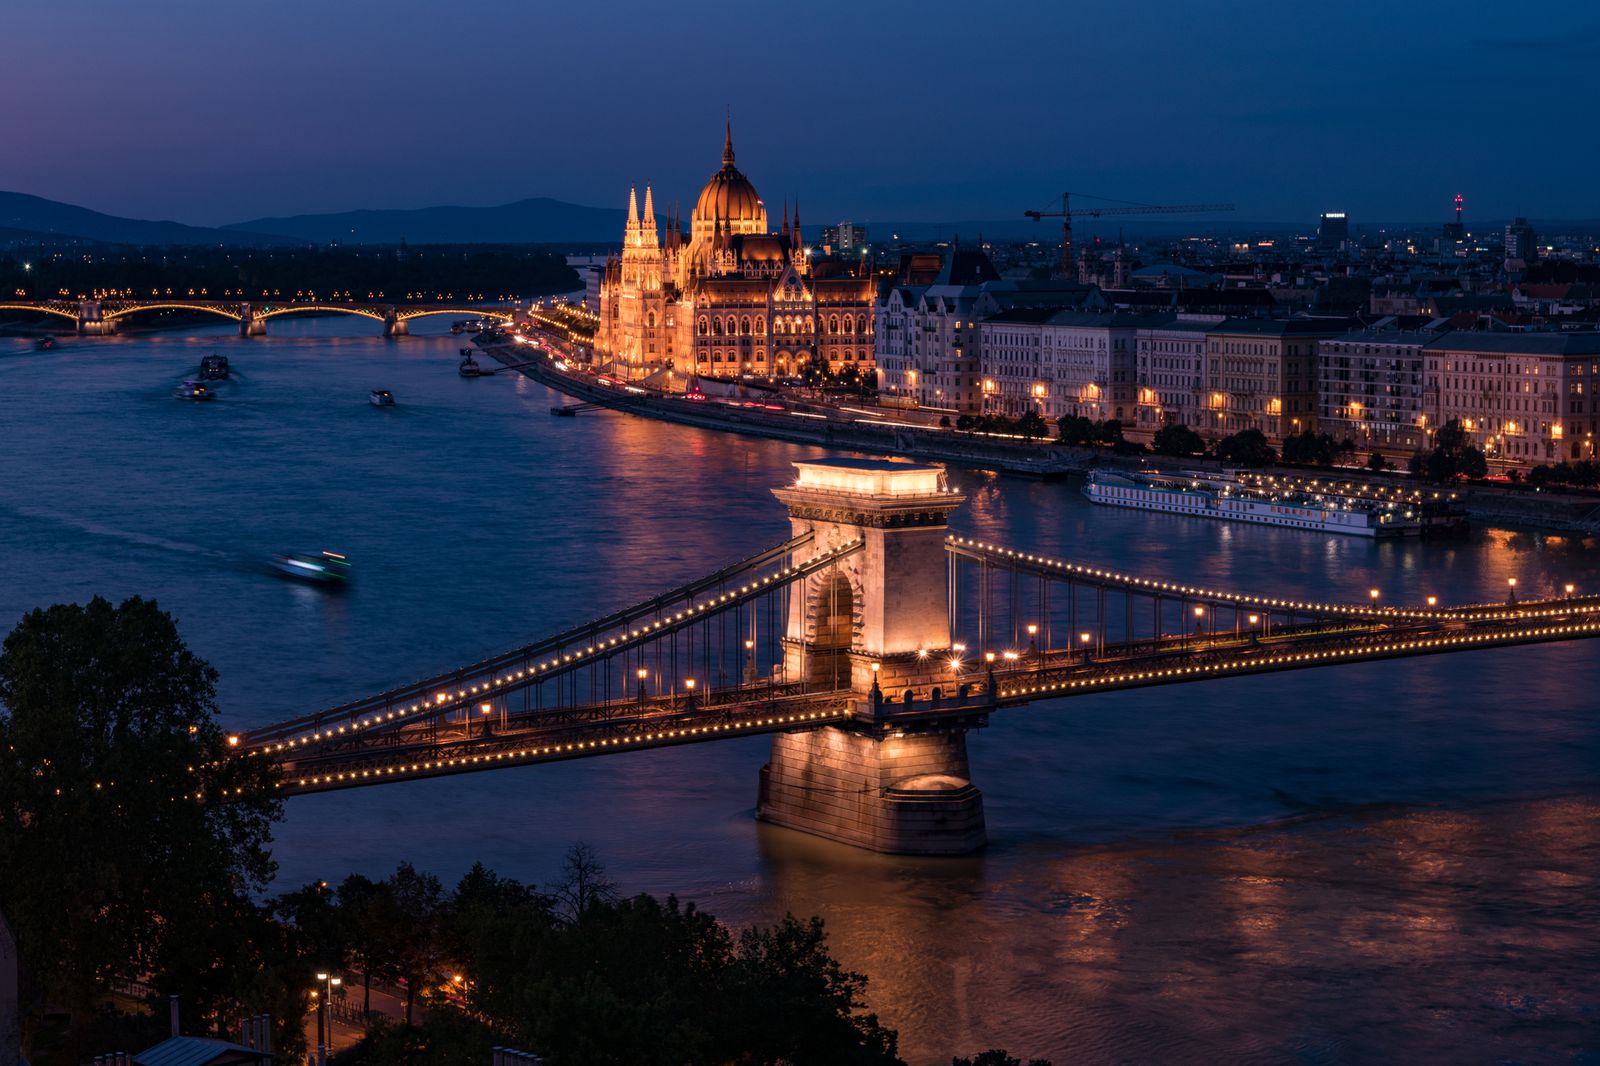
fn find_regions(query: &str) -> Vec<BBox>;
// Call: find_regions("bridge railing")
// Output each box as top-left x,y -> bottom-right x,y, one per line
243,531 -> 818,749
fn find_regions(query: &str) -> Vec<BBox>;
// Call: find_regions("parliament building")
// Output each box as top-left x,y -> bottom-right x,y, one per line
595,125 -> 876,383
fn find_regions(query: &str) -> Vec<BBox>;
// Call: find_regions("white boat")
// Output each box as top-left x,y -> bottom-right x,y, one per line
1083,469 -> 1431,538
369,389 -> 396,407
174,380 -> 216,401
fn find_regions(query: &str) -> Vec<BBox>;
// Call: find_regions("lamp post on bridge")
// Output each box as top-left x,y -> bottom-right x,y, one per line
637,668 -> 648,706
744,639 -> 757,684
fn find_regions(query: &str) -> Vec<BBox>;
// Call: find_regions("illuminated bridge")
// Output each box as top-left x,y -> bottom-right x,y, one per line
0,297 -> 514,336
235,459 -> 1600,854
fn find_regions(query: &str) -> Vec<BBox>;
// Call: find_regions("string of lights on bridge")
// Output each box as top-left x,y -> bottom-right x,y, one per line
283,706 -> 854,792
994,616 -> 1600,702
247,538 -> 866,757
946,536 -> 1582,623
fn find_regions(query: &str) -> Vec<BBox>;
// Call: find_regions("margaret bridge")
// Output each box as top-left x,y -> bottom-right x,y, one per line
0,298 -> 514,336
228,458 -> 1600,854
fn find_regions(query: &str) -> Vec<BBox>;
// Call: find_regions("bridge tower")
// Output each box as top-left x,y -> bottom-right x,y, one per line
238,302 -> 267,337
76,300 -> 116,335
383,306 -> 409,337
758,459 -> 987,854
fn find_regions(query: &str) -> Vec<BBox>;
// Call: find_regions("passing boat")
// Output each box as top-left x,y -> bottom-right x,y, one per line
174,380 -> 216,401
369,388 -> 396,407
270,550 -> 351,585
1082,468 -> 1464,538
458,351 -> 483,377
34,336 -> 56,351
199,354 -> 230,380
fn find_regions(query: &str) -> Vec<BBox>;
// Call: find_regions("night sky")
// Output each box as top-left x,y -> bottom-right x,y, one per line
7,0 -> 1597,227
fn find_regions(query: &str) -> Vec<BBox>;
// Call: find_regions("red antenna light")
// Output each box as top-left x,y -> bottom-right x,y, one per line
1454,194 -> 1464,221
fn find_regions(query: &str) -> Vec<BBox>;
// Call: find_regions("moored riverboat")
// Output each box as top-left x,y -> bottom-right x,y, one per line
1082,468 -> 1452,537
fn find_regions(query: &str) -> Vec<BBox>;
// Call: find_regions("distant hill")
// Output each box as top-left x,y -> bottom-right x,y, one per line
227,197 -> 647,246
0,191 -> 289,247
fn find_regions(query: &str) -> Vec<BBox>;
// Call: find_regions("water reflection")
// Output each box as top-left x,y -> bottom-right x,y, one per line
4,324 -> 1600,1063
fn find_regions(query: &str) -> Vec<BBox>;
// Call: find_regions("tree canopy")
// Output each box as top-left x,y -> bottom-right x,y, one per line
0,596 -> 284,1056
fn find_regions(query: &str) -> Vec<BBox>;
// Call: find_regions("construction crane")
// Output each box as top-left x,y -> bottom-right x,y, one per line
1025,193 -> 1235,277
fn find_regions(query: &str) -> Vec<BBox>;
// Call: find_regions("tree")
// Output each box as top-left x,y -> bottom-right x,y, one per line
333,874 -> 402,1016
953,1052 -> 1053,1066
553,843 -> 617,922
1016,410 -> 1049,440
0,597 -> 280,1056
386,863 -> 447,1025
1366,452 -> 1390,472
1152,423 -> 1205,457
1214,428 -> 1277,467
1412,419 -> 1489,483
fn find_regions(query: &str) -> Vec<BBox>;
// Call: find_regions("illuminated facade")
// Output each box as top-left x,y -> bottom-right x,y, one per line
595,125 -> 876,382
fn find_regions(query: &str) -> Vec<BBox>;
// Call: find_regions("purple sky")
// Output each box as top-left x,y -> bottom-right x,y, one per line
5,0 -> 1597,227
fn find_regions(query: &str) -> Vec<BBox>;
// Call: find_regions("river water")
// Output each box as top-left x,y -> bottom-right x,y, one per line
3,320 -> 1597,1064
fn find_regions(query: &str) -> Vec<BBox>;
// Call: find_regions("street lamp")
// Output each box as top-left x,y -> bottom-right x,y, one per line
1507,577 -> 1518,606
314,972 -> 342,1063
637,667 -> 648,704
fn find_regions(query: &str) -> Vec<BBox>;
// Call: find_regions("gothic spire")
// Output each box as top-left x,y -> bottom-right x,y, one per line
781,196 -> 789,236
642,185 -> 656,229
627,185 -> 638,226
723,112 -> 735,167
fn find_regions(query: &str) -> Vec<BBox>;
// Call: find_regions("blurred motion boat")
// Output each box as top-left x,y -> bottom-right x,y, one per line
270,550 -> 351,585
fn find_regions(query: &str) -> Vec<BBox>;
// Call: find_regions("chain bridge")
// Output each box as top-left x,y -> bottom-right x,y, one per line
0,298 -> 513,336
233,459 -> 1600,854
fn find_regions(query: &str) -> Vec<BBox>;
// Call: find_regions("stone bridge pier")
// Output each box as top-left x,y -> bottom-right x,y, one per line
76,300 -> 117,335
383,307 -> 408,337
239,302 -> 267,336
757,460 -> 987,854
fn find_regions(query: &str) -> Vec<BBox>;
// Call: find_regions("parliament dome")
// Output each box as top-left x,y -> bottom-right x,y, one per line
691,124 -> 767,237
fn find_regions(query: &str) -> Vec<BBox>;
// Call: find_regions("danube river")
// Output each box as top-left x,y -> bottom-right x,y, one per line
3,320 -> 1598,1064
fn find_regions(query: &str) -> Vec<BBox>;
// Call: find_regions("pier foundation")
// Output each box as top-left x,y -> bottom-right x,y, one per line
758,725 -> 985,854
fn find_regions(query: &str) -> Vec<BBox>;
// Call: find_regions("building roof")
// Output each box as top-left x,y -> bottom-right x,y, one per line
1422,331 -> 1600,356
1212,317 -> 1352,336
983,306 -> 1063,325
1324,328 -> 1428,348
134,1037 -> 272,1066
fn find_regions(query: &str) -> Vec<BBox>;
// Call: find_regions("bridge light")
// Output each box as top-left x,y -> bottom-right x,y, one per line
1247,614 -> 1259,625
952,643 -> 966,653
480,702 -> 491,715
1508,578 -> 1518,588
1369,588 -> 1380,602
227,735 -> 239,747
1079,632 -> 1092,644
1426,596 -> 1438,607
916,648 -> 928,659
1026,623 -> 1038,637
984,652 -> 996,663
1193,606 -> 1205,617
1566,583 -> 1576,595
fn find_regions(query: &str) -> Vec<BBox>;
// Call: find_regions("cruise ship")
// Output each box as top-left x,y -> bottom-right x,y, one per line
1083,469 -> 1465,538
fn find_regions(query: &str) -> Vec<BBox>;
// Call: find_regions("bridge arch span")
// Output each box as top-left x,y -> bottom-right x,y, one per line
254,304 -> 385,323
392,307 -> 514,324
102,302 -> 243,323
0,303 -> 81,324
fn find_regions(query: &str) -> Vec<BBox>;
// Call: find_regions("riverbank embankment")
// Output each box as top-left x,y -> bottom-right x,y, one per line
481,340 -> 1600,536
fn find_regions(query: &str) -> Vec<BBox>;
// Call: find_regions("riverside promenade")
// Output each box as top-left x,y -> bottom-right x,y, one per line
477,339 -> 1089,478
480,337 -> 1600,534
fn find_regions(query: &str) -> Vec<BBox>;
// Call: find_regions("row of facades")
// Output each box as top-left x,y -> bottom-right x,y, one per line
874,276 -> 1600,465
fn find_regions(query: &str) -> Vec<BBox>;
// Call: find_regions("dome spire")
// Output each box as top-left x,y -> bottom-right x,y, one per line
723,111 -> 735,167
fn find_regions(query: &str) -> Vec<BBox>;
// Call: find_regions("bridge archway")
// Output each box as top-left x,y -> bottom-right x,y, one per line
805,569 -> 861,687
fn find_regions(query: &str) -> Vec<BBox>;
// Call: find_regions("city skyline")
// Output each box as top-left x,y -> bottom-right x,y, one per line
5,0 -> 1598,228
